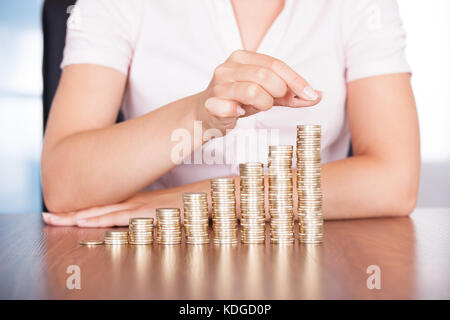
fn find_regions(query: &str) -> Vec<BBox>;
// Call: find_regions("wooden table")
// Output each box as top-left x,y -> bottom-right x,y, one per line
0,209 -> 448,299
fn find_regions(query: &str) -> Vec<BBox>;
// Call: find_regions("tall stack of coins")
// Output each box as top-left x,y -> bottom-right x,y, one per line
268,145 -> 295,244
211,178 -> 238,245
128,218 -> 154,245
156,208 -> 182,245
104,230 -> 129,245
183,193 -> 210,245
239,162 -> 266,244
296,125 -> 323,244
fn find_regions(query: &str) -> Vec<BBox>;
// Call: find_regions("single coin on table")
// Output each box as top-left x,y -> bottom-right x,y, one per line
79,240 -> 104,246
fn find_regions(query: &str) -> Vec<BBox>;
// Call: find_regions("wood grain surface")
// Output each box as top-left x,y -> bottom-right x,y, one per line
0,208 -> 448,299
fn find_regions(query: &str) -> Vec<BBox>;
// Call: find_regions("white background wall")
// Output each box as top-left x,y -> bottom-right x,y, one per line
398,0 -> 450,206
0,0 -> 43,213
398,0 -> 450,162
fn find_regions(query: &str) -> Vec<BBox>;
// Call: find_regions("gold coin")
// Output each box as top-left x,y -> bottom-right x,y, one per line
79,240 -> 103,246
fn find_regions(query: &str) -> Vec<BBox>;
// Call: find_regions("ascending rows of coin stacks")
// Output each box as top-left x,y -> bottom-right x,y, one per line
83,125 -> 323,247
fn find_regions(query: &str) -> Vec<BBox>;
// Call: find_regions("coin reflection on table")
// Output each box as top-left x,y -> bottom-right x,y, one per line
214,244 -> 238,298
157,244 -> 181,298
271,244 -> 295,299
241,244 -> 266,298
185,245 -> 209,298
103,241 -> 129,297
299,244 -> 324,299
130,245 -> 153,293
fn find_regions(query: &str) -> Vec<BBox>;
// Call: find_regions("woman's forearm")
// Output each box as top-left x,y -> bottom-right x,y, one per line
321,155 -> 418,219
42,93 -> 204,212
147,154 -> 417,220
41,151 -> 418,228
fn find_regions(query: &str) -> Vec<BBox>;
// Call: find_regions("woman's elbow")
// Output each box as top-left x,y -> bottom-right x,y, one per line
41,160 -> 77,213
395,187 -> 418,217
42,177 -> 72,213
390,171 -> 419,217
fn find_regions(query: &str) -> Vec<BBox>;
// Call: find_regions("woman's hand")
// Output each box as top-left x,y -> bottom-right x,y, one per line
197,50 -> 322,133
42,189 -> 182,228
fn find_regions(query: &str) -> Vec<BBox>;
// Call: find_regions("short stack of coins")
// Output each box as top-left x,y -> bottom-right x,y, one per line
183,192 -> 210,245
268,145 -> 295,244
296,125 -> 324,244
211,178 -> 238,245
104,230 -> 129,245
239,162 -> 266,244
156,208 -> 182,245
128,218 -> 154,245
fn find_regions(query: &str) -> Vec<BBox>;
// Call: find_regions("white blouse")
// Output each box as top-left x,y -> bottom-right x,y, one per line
62,0 -> 411,190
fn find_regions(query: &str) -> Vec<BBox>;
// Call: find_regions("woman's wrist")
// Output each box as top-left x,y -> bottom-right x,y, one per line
190,90 -> 214,131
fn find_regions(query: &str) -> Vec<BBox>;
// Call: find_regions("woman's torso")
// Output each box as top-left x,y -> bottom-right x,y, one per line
123,0 -> 349,190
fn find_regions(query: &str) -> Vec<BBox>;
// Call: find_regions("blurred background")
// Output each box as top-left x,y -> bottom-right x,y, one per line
0,0 -> 449,214
0,0 -> 43,213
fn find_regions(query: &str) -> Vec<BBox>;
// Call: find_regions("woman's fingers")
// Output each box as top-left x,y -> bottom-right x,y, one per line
205,97 -> 243,118
217,63 -> 287,98
42,212 -> 76,226
76,205 -> 154,228
228,50 -> 320,101
274,89 -> 322,108
240,105 -> 261,117
213,81 -> 274,111
203,89 -> 319,122
203,51 -> 321,132
42,202 -> 138,226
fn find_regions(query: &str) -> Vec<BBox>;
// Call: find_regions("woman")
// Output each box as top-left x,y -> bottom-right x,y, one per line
41,0 -> 420,227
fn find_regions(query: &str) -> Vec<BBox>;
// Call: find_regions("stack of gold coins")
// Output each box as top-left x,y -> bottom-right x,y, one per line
183,193 -> 210,245
239,162 -> 266,244
104,230 -> 129,245
211,178 -> 238,245
128,218 -> 154,245
296,125 -> 323,244
156,208 -> 182,245
268,145 -> 295,244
